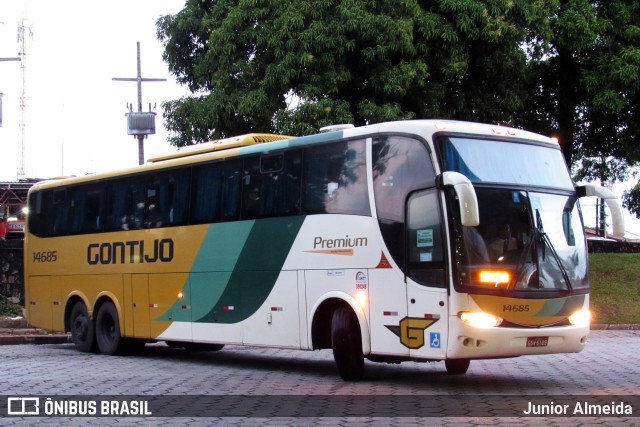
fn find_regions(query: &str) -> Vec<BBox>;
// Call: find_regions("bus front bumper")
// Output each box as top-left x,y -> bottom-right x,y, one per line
446,316 -> 589,360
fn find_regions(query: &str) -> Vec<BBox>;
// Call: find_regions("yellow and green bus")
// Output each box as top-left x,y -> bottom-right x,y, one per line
25,120 -> 624,380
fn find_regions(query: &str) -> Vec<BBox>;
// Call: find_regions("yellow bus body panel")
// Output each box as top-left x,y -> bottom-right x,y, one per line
25,225 -> 208,334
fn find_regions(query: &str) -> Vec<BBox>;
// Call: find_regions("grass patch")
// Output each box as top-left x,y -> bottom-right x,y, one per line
589,253 -> 640,324
0,295 -> 23,317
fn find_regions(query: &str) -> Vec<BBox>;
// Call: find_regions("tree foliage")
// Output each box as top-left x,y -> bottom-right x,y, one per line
157,0 -> 640,217
157,0 -> 546,143
515,0 -> 640,215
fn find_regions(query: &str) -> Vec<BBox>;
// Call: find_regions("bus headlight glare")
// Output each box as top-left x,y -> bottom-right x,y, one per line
568,309 -> 591,327
459,311 -> 503,328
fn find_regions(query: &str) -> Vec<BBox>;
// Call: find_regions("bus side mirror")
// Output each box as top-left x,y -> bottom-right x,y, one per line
438,172 -> 480,226
576,184 -> 625,238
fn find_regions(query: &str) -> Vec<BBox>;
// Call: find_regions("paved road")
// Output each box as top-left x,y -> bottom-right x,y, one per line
0,330 -> 638,426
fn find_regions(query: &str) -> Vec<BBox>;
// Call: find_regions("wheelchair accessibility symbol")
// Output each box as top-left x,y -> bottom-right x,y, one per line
430,332 -> 441,349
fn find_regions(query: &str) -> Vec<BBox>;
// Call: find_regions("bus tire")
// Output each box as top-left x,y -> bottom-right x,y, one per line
445,358 -> 470,375
331,305 -> 364,381
95,301 -> 122,355
69,301 -> 95,353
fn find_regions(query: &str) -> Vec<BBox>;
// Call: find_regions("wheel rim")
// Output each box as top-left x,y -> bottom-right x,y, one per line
100,313 -> 116,343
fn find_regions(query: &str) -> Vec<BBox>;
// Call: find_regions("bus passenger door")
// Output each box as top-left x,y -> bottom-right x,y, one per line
405,190 -> 448,360
368,267 -> 409,358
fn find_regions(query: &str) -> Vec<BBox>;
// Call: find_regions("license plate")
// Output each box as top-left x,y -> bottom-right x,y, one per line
527,336 -> 549,347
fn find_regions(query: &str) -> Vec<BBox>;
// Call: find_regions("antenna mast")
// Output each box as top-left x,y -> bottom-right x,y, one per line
112,42 -> 166,165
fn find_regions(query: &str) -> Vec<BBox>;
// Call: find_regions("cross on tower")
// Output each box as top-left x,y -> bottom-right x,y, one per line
112,41 -> 167,165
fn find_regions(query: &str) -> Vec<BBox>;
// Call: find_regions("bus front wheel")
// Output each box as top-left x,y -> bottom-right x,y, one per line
95,301 -> 122,355
331,306 -> 364,381
445,358 -> 470,375
70,301 -> 95,353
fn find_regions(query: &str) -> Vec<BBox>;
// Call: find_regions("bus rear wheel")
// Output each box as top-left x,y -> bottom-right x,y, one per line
69,301 -> 95,353
445,359 -> 470,375
331,305 -> 364,381
95,301 -> 122,355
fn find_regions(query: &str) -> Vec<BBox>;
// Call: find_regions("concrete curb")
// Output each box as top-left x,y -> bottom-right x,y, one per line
590,324 -> 640,330
0,333 -> 71,345
0,317 -> 71,345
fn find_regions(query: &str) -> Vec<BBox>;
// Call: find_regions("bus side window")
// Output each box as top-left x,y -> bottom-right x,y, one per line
144,177 -> 162,228
82,188 -> 104,232
122,180 -> 145,230
241,152 -> 301,219
259,151 -> 301,217
29,190 -> 57,236
106,180 -> 126,231
68,186 -> 103,234
302,139 -> 369,216
373,136 -> 434,272
192,160 -> 241,223
51,189 -> 67,235
163,171 -> 190,225
193,163 -> 222,223
242,157 -> 262,218
221,162 -> 241,221
407,190 -> 445,288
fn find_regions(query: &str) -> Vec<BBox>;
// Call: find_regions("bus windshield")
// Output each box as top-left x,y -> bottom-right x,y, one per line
438,137 -> 587,294
440,136 -> 574,190
456,189 -> 587,293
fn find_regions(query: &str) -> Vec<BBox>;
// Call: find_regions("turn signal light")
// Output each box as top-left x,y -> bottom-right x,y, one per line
478,270 -> 511,287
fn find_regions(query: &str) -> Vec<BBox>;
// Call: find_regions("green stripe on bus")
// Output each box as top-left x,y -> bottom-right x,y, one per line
534,295 -> 585,317
196,215 -> 305,323
156,216 -> 305,324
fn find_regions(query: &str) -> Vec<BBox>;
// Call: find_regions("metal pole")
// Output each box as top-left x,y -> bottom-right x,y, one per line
136,42 -> 145,165
112,42 -> 166,166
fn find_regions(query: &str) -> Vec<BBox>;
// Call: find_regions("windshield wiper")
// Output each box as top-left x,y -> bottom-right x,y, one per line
535,209 -> 572,290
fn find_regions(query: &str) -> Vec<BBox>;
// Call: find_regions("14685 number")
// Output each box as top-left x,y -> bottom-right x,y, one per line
33,251 -> 58,263
503,304 -> 530,312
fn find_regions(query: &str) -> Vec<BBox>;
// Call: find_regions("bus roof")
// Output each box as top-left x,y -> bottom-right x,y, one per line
148,133 -> 294,162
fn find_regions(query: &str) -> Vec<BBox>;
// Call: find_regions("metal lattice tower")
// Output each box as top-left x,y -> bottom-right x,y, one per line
17,18 -> 32,180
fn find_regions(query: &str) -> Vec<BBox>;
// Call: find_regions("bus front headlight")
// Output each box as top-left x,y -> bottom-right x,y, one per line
568,309 -> 591,327
459,311 -> 503,328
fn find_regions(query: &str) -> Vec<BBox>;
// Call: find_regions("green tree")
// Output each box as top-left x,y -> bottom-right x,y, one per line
517,0 -> 640,216
157,0 -> 545,145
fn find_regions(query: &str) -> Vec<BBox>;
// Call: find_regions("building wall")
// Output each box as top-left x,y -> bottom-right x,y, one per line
0,240 -> 24,305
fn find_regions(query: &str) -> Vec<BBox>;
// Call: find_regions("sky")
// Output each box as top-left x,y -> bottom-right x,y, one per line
0,0 -> 188,181
0,0 -> 639,238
